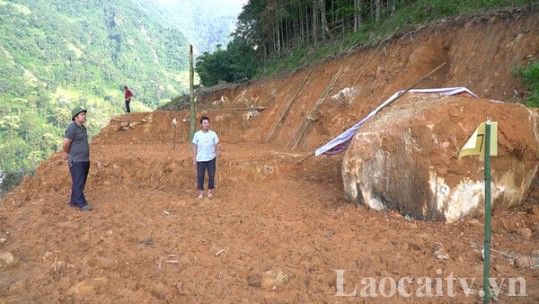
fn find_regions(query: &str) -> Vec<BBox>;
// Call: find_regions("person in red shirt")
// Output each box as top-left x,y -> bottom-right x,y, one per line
124,85 -> 133,113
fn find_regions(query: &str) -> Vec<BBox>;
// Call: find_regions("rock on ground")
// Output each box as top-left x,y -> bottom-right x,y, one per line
342,93 -> 539,222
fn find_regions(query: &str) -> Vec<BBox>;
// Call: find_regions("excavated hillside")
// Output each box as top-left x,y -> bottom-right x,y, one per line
1,6 -> 539,303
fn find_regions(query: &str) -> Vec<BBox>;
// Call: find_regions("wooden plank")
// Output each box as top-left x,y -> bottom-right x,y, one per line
287,66 -> 343,150
266,70 -> 313,142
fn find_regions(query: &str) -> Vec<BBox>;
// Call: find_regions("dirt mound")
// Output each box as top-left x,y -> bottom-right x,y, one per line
2,7 -> 539,303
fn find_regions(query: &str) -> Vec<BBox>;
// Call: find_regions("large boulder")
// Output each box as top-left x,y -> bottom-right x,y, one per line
342,93 -> 539,222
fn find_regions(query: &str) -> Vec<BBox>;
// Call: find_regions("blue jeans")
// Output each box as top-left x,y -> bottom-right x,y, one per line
69,161 -> 90,207
197,158 -> 216,190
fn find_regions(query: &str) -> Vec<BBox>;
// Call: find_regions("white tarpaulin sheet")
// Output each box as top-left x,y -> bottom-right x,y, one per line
314,87 -> 479,156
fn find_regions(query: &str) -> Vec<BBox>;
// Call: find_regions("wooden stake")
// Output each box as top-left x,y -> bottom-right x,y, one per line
266,70 -> 313,142
297,151 -> 315,164
189,44 -> 195,141
172,118 -> 177,150
287,66 -> 343,150
173,126 -> 176,150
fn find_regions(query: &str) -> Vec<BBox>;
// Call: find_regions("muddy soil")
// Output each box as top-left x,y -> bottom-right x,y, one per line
2,6 -> 539,304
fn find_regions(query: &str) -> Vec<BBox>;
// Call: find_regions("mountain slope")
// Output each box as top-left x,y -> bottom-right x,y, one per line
0,0 -> 190,174
152,0 -> 244,54
0,0 -> 190,104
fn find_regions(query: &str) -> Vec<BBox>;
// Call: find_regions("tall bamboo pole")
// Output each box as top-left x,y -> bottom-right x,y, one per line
287,66 -> 343,150
266,70 -> 312,142
189,45 -> 195,140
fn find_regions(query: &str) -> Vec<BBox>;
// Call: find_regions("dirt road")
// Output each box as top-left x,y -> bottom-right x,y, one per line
2,6 -> 539,303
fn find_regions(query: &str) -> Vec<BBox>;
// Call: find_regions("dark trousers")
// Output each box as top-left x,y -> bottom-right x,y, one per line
125,98 -> 131,113
197,158 -> 216,190
69,161 -> 90,207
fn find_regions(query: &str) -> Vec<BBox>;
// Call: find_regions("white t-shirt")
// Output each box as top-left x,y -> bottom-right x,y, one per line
192,130 -> 219,161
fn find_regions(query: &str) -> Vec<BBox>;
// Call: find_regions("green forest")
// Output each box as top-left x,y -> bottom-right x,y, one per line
195,0 -> 538,86
0,0 -> 192,194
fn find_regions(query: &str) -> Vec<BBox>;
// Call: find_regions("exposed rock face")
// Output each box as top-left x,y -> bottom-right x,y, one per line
342,93 -> 539,222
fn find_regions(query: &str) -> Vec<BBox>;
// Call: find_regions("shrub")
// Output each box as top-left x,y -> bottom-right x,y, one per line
514,60 -> 539,107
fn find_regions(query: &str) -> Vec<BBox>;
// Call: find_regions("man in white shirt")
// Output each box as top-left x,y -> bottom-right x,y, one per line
192,116 -> 221,199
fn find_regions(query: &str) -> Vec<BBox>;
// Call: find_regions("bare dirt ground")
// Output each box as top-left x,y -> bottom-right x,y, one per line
1,141 -> 538,303
2,6 -> 539,304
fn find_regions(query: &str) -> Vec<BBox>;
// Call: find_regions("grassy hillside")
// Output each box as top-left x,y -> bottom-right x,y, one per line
0,0 -> 190,192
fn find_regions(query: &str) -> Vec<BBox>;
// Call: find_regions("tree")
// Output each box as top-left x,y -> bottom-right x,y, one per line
354,0 -> 362,32
195,37 -> 257,87
226,37 -> 257,83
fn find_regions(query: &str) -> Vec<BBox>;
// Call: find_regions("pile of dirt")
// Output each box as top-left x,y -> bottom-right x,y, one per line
1,6 -> 539,303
